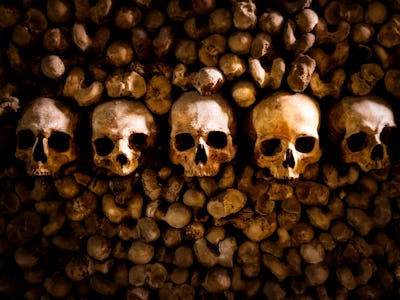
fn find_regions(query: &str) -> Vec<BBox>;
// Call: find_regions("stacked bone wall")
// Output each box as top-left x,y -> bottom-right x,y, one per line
1,0 -> 400,299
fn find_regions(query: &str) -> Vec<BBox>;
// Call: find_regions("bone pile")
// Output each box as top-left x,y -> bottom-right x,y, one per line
1,0 -> 400,299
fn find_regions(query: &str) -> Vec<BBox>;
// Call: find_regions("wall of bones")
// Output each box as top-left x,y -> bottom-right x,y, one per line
1,0 -> 400,299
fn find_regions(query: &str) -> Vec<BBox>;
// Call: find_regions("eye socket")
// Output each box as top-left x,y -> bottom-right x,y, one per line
94,137 -> 114,156
380,126 -> 397,144
48,132 -> 71,152
129,133 -> 148,150
17,130 -> 35,149
207,131 -> 227,149
295,136 -> 316,153
175,133 -> 194,151
347,132 -> 367,152
261,138 -> 282,156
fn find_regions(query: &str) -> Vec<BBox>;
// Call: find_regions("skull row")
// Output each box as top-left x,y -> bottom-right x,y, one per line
15,92 -> 398,179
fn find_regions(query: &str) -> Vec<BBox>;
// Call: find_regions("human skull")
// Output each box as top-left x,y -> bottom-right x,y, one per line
249,91 -> 322,179
91,99 -> 157,176
169,91 -> 237,177
327,95 -> 397,172
16,97 -> 78,176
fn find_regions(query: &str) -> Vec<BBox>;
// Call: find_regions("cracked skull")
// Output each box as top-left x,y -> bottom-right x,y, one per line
15,97 -> 78,176
169,91 -> 237,177
249,91 -> 322,179
327,95 -> 397,172
91,99 -> 157,176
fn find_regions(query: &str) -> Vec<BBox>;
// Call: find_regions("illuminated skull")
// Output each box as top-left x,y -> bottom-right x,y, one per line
169,91 -> 237,177
248,91 -> 322,179
16,97 -> 78,176
91,99 -> 157,176
327,95 -> 397,172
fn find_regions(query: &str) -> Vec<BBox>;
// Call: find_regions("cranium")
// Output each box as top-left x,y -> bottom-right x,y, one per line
169,91 -> 237,177
248,91 -> 322,179
327,95 -> 397,172
16,97 -> 78,176
91,99 -> 157,176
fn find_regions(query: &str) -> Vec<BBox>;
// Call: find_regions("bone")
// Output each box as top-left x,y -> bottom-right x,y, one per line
114,5 -> 142,30
218,53 -> 246,81
198,34 -> 226,66
65,190 -> 98,221
378,15 -> 400,48
146,201 -> 192,229
0,4 -> 20,29
216,207 -> 277,242
6,209 -> 42,246
278,197 -> 302,230
105,70 -> 146,99
248,56 -> 286,89
202,267 -> 231,293
348,63 -> 384,96
315,19 -> 350,44
194,236 -> 237,267
384,68 -> 400,98
137,217 -> 161,242
40,55 -> 65,79
305,262 -> 330,286
102,193 -> 143,224
192,66 -> 224,95
232,0 -> 257,30
228,31 -> 253,55
287,54 -> 316,92
263,281 -> 287,300
54,176 -> 81,199
90,274 -> 119,296
295,181 -> 330,206
310,68 -> 346,99
208,7 -> 232,34
34,201 -> 65,236
207,188 -> 247,219
175,38 -> 197,65
1,187 -> 21,215
184,17 -> 208,41
72,23 -> 110,53
231,266 -> 262,297
106,40 -> 134,67
238,240 -> 261,277
310,40 -> 349,76
44,272 -> 73,298
12,8 -> 48,48
63,67 -> 104,106
365,1 -> 387,24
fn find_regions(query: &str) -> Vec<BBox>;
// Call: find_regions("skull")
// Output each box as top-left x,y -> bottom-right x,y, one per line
16,97 -> 78,176
249,91 -> 322,179
91,99 -> 157,176
327,95 -> 397,172
169,91 -> 237,177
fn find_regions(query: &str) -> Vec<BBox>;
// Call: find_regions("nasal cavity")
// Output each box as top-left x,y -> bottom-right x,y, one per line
33,136 -> 47,163
117,154 -> 128,165
282,149 -> 295,168
195,144 -> 207,165
371,144 -> 384,161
